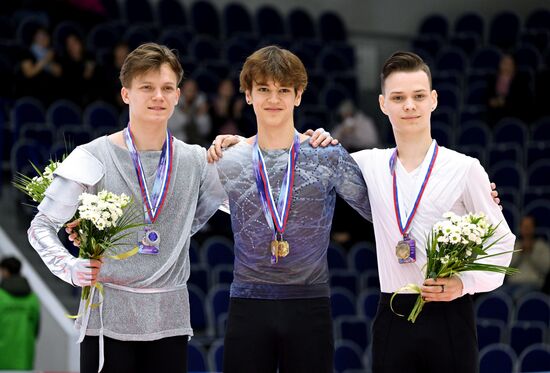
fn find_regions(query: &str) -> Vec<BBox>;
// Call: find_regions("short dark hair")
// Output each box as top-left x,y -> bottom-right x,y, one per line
0,257 -> 22,276
120,42 -> 184,88
380,51 -> 432,93
239,45 -> 308,93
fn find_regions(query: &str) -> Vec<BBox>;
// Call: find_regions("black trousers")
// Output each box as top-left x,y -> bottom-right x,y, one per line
81,335 -> 188,373
223,297 -> 334,373
372,293 -> 479,373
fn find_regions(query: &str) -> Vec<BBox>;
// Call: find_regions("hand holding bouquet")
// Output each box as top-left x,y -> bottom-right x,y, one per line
14,159 -> 142,311
392,212 -> 518,323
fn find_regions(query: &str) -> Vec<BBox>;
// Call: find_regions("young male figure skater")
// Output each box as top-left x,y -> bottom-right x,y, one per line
27,43 -> 226,373
328,52 -> 514,373
211,51 -> 514,373
214,45 -> 372,373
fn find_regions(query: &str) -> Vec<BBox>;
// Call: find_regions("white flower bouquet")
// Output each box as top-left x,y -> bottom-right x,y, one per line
14,159 -> 142,309
392,212 -> 518,323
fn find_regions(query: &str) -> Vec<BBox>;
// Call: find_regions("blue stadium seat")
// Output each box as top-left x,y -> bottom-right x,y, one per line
223,3 -> 253,38
12,97 -> 46,142
502,203 -> 521,233
525,9 -> 550,32
19,123 -> 54,148
15,15 -> 48,46
527,160 -> 550,189
510,320 -> 546,356
436,83 -> 460,110
211,264 -> 233,287
327,243 -> 347,270
489,11 -> 520,50
493,117 -> 528,146
190,67 -> 221,95
475,291 -> 514,325
515,292 -> 550,328
514,44 -> 542,70
318,48 -> 350,73
256,5 -> 285,37
526,141 -> 549,166
83,101 -> 119,128
331,269 -> 359,296
530,116 -> 550,141
207,338 -> 224,372
348,241 -> 377,273
334,341 -> 364,373
157,0 -> 187,27
188,284 -> 209,335
189,239 -> 200,264
10,139 -> 48,174
123,25 -> 156,50
318,12 -> 347,42
524,200 -> 550,230
418,14 -> 449,39
319,84 -> 350,111
449,32 -> 480,57
56,124 -> 92,147
331,288 -> 356,318
456,120 -> 491,147
454,12 -> 484,39
200,236 -> 234,268
490,161 -> 524,191
358,270 -> 380,291
487,143 -> 523,168
357,289 -> 380,320
335,315 -> 370,351
100,0 -> 121,19
436,47 -> 468,74
470,46 -> 502,73
479,343 -> 516,373
47,99 -> 82,128
517,343 -> 550,373
464,82 -> 488,106
86,22 -> 120,54
123,0 -> 154,23
477,319 -> 506,350
431,121 -> 454,147
206,285 -> 230,337
189,35 -> 220,61
158,29 -> 189,57
187,341 -> 208,371
189,264 -> 209,295
411,35 -> 444,60
287,8 -> 316,40
520,30 -> 550,54
190,1 -> 221,38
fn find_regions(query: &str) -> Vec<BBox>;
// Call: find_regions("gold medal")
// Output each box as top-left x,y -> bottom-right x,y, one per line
395,241 -> 410,259
271,240 -> 279,257
278,240 -> 290,257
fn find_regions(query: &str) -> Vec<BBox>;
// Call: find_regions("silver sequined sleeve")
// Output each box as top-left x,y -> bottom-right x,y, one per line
27,176 -> 86,285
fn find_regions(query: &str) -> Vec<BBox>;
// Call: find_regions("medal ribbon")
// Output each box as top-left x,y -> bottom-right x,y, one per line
124,123 -> 173,224
390,142 -> 438,236
252,133 -> 300,236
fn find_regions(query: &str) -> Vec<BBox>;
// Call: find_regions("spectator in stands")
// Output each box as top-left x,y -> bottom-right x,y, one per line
487,54 -> 532,126
0,257 -> 40,370
507,215 -> 550,298
168,78 -> 211,146
17,26 -> 62,104
59,33 -> 97,106
332,99 -> 380,152
209,78 -> 245,137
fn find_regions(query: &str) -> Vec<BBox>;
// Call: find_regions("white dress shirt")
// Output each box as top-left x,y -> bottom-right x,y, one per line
352,140 -> 516,295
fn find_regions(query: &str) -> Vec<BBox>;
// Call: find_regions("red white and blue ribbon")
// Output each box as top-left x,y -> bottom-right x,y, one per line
124,123 -> 173,224
390,142 -> 438,237
252,133 -> 300,258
